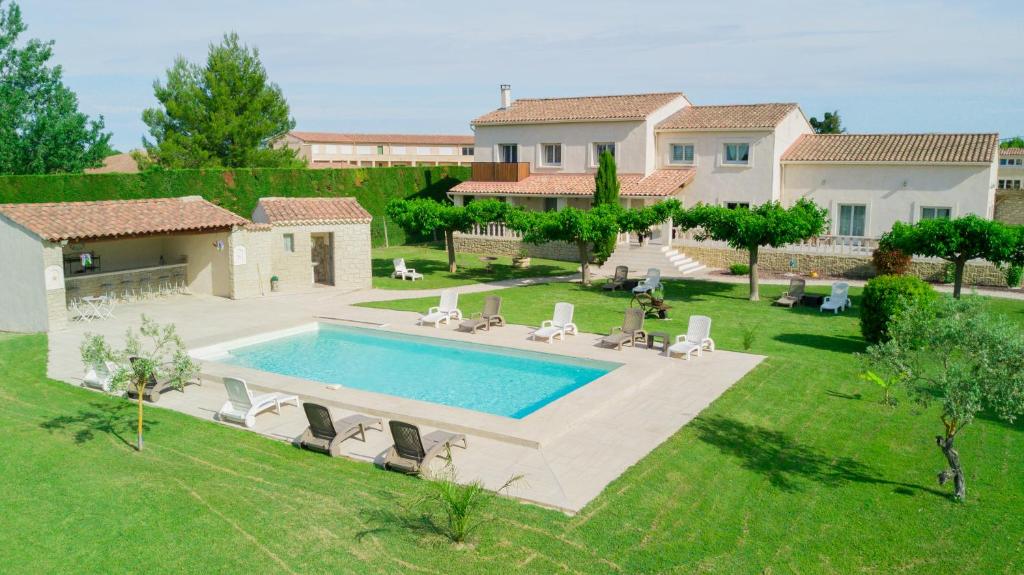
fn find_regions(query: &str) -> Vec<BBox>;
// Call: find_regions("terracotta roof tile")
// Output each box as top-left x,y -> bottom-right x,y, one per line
657,103 -> 800,130
450,169 -> 694,197
472,92 -> 685,125
1000,147 -> 1024,157
84,152 -> 140,174
255,197 -> 372,225
0,196 -> 247,242
781,133 -> 998,164
289,132 -> 473,145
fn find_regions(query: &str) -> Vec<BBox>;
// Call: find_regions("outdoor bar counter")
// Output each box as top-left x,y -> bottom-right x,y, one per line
65,263 -> 187,299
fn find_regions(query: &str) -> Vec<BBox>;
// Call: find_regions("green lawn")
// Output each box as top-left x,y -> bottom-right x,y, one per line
1,281 -> 1023,573
372,245 -> 579,290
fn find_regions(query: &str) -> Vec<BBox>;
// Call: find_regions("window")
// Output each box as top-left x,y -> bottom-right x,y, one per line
593,142 -> 615,162
377,145 -> 385,155
438,147 -> 455,156
338,145 -> 353,154
391,146 -> 407,155
723,143 -> 750,165
416,146 -> 431,155
837,204 -> 867,236
921,207 -> 952,220
542,143 -> 562,166
998,179 -> 1022,189
282,233 -> 295,253
461,146 -> 474,156
324,145 -> 337,154
669,144 -> 695,165
498,144 -> 518,163
1000,157 -> 1023,166
725,201 -> 750,210
543,197 -> 559,212
356,145 -> 374,155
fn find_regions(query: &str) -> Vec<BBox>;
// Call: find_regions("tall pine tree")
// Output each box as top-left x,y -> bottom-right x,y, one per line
592,150 -> 621,262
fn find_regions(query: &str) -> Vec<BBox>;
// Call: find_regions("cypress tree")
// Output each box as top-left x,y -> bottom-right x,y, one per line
592,151 -> 620,262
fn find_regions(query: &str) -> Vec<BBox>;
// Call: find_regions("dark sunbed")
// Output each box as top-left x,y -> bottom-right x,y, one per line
124,356 -> 197,402
773,278 -> 806,308
383,420 -> 467,474
600,308 -> 647,350
459,296 -> 505,333
602,265 -> 629,291
298,403 -> 383,457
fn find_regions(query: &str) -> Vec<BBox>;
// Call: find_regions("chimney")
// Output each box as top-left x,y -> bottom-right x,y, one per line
500,84 -> 511,109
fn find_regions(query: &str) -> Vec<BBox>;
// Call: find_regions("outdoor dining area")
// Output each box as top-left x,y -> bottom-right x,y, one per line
64,258 -> 190,322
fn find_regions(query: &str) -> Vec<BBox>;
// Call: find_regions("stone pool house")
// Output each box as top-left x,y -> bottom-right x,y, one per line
451,85 -> 1018,284
0,196 -> 372,333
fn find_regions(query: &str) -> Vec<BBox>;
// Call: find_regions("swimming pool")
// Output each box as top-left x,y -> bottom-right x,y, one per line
219,324 -> 619,419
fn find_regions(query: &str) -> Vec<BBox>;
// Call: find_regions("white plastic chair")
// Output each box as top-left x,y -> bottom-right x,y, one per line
217,377 -> 299,428
419,289 -> 462,327
632,268 -> 663,293
531,302 -> 578,343
667,315 -> 715,360
392,258 -> 424,281
819,282 -> 852,314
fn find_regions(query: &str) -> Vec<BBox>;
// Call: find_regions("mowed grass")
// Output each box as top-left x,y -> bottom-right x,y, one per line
1,281 -> 1022,573
372,245 -> 579,290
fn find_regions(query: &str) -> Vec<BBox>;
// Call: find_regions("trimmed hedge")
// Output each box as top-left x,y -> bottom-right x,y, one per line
860,274 -> 936,344
0,166 -> 469,247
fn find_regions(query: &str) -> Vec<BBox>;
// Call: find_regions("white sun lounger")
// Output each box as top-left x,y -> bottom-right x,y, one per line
391,258 -> 424,281
667,315 -> 715,360
82,360 -> 123,393
632,268 -> 663,293
418,288 -> 462,327
819,282 -> 852,314
218,377 -> 299,428
531,302 -> 578,343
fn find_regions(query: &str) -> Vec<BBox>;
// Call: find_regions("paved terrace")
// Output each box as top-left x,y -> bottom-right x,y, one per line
47,280 -> 763,514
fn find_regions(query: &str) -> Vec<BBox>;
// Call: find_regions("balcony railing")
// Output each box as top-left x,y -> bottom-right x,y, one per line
675,230 -> 880,256
458,222 -> 521,239
471,162 -> 530,182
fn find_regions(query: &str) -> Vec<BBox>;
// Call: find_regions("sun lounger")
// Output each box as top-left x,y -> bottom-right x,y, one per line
217,377 -> 299,428
602,265 -> 629,291
819,282 -> 852,314
383,420 -> 467,474
773,278 -> 806,308
124,356 -> 197,402
632,268 -> 662,293
600,308 -> 647,350
531,302 -> 578,343
418,289 -> 462,327
459,296 -> 505,333
391,258 -> 424,281
667,315 -> 715,360
298,403 -> 384,457
82,360 -> 122,393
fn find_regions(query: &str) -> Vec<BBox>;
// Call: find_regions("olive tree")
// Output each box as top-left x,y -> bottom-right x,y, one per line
880,216 -> 1020,298
385,198 -> 507,273
79,315 -> 198,451
504,204 -> 620,286
679,199 -> 828,301
865,296 -> 1024,500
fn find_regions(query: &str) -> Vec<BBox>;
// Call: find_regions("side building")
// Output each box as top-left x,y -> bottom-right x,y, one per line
282,132 -> 474,168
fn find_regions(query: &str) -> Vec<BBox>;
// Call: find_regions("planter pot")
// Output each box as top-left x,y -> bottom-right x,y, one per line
512,257 -> 531,269
270,280 -> 280,292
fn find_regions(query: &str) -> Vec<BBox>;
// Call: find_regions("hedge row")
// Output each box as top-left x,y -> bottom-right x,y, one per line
0,166 -> 470,247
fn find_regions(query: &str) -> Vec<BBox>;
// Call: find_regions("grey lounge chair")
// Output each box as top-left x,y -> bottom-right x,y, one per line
298,403 -> 383,457
383,420 -> 467,474
602,265 -> 629,291
124,356 -> 195,403
773,278 -> 806,308
459,296 -> 505,333
600,308 -> 647,350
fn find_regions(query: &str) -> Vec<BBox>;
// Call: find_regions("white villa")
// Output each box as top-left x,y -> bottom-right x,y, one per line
282,132 -> 474,168
450,86 -> 1017,279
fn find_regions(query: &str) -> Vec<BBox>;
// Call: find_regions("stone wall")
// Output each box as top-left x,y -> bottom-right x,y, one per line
43,242 -> 67,331
995,190 -> 1024,225
228,227 -> 273,299
452,234 -> 581,261
679,244 -> 1008,287
265,223 -> 372,294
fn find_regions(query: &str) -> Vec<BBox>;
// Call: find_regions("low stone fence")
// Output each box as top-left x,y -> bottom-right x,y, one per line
679,244 -> 1008,287
452,234 -> 580,262
995,189 -> 1024,225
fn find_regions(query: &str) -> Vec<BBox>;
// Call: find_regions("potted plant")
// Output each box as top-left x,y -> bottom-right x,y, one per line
512,248 -> 531,269
270,275 -> 280,292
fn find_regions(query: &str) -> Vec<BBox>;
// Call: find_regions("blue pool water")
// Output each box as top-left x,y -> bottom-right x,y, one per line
222,324 -> 618,419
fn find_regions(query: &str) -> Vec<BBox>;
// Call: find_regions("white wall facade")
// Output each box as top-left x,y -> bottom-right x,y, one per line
0,215 -> 48,333
656,129 -> 776,207
264,223 -> 372,293
781,163 -> 995,237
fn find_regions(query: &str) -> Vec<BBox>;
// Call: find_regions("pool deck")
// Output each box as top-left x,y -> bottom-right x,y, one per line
47,281 -> 764,514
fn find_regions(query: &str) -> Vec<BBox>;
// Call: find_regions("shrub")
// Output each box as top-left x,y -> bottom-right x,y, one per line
860,275 -> 936,343
729,263 -> 750,275
1006,265 -> 1023,288
871,246 -> 911,276
943,262 -> 956,284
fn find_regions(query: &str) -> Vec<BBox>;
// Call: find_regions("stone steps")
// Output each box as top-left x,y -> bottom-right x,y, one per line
596,244 -> 706,279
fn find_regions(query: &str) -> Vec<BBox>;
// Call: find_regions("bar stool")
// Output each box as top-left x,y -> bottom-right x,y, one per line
119,278 -> 135,301
66,285 -> 85,322
99,282 -> 116,300
156,275 -> 172,296
136,276 -> 153,299
171,269 -> 186,293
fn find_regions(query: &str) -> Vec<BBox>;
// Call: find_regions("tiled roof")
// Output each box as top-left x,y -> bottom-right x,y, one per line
255,197 -> 372,225
289,132 -> 473,146
781,133 -> 998,164
657,103 -> 800,130
450,169 -> 695,197
472,92 -> 686,125
0,196 -> 247,242
1001,147 -> 1024,157
84,152 -> 140,174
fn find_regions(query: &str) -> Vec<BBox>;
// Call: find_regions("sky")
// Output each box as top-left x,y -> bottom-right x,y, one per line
18,0 -> 1024,152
